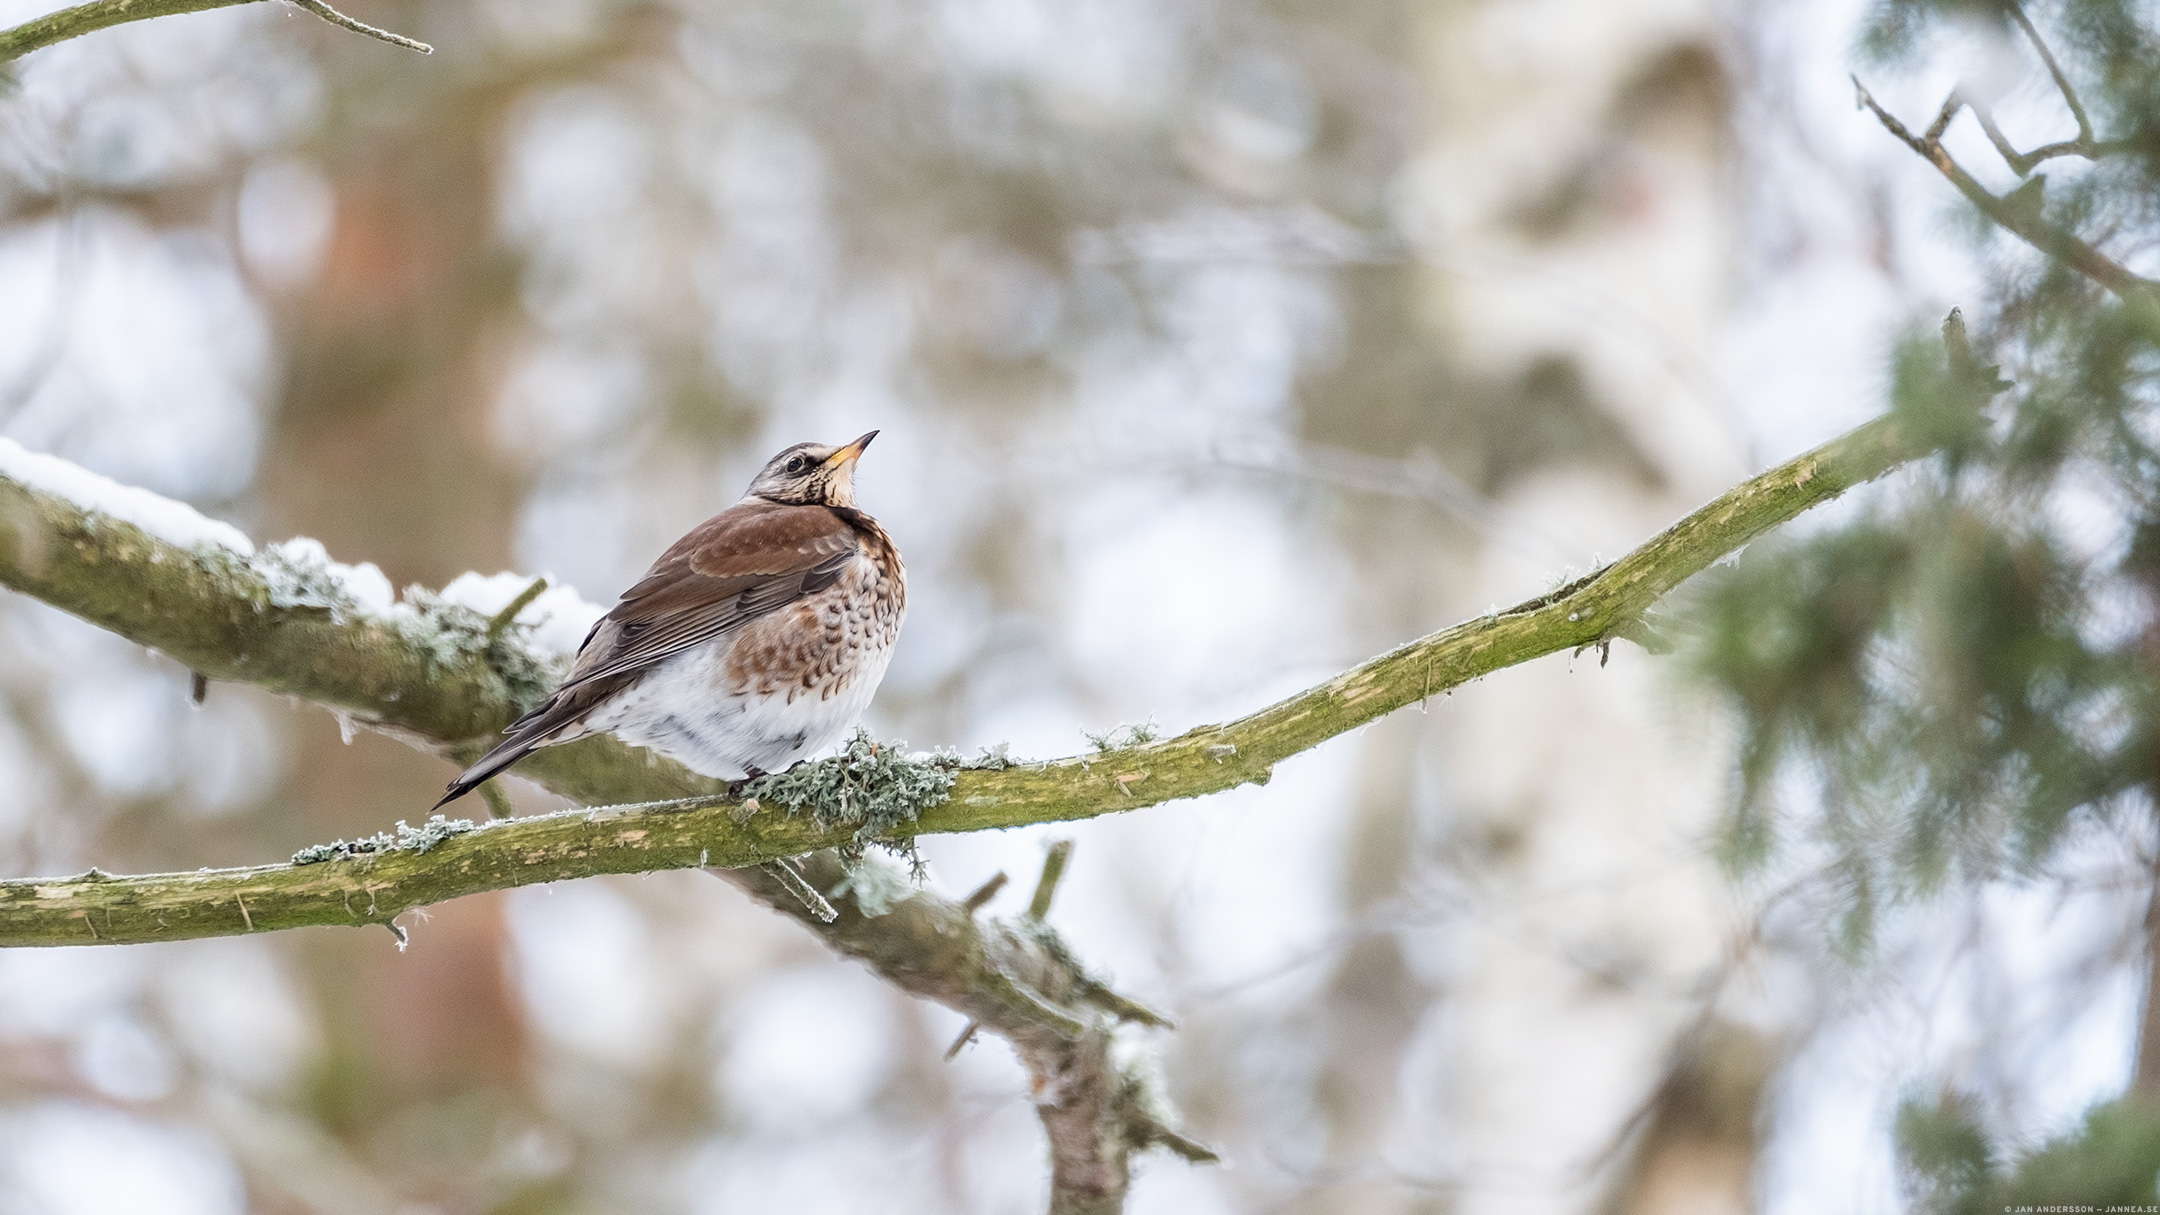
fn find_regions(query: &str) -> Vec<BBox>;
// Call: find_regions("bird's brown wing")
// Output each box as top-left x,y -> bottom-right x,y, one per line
434,502 -> 860,807
562,504 -> 860,690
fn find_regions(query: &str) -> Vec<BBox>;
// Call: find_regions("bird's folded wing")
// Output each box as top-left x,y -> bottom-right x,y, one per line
554,503 -> 861,692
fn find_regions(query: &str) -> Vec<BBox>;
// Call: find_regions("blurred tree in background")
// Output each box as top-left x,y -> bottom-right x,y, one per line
1693,0 -> 2160,1205
2,0 -> 2156,1210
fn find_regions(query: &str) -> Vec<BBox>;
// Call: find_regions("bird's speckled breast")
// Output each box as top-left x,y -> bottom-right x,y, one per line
590,543 -> 905,779
725,550 -> 906,701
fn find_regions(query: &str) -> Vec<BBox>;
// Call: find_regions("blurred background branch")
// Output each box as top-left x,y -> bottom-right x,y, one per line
1853,77 -> 2160,336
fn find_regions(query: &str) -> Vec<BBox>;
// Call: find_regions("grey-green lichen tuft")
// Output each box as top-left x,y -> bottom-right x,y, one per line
1083,718 -> 1160,753
291,814 -> 476,865
393,585 -> 564,707
744,730 -> 959,861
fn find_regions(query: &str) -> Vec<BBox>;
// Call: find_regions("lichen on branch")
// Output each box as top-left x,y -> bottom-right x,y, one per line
743,729 -> 964,859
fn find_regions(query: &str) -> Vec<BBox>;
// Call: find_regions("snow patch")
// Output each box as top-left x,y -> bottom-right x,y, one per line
0,436 -> 255,555
438,570 -> 604,658
252,537 -> 396,618
0,439 -> 605,678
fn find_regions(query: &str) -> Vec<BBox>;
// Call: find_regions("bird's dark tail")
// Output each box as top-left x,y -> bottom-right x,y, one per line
432,735 -> 539,810
434,675 -> 625,810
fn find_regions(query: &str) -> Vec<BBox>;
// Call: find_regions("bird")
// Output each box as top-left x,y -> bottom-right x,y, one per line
435,431 -> 905,809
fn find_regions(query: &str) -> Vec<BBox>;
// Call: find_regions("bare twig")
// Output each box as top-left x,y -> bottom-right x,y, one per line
1926,5 -> 2129,177
1029,839 -> 1075,920
943,1021 -> 980,1060
2006,2 -> 2093,148
962,871 -> 1010,915
286,0 -> 429,53
759,858 -> 838,924
1136,1118 -> 1222,1165
1853,77 -> 2160,335
485,576 -> 549,641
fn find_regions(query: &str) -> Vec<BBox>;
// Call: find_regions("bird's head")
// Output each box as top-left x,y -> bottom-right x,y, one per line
745,431 -> 879,507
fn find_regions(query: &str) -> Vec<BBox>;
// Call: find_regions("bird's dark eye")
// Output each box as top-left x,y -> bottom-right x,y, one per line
784,455 -> 810,474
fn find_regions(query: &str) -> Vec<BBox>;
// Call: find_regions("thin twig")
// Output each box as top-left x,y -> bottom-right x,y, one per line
1028,839 -> 1074,920
942,1020 -> 980,1060
1924,89 -> 1963,143
1853,77 -> 2160,334
1962,97 -> 2118,176
961,871 -> 1008,915
2006,1 -> 2093,146
486,577 -> 548,642
1137,1117 -> 1222,1165
1865,5 -> 2126,179
1075,979 -> 1173,1029
1980,4 -> 2126,175
760,858 -> 837,924
287,0 -> 429,53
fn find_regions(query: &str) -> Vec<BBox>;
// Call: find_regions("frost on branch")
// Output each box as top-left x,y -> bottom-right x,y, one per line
248,538 -> 603,704
290,814 -> 478,864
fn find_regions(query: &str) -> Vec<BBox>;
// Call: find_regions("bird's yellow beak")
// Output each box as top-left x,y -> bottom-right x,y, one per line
826,430 -> 878,466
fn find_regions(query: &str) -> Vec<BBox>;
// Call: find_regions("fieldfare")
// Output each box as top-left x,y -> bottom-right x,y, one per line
435,432 -> 905,808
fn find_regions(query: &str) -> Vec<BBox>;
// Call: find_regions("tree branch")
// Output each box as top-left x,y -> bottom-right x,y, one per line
0,399 -> 1935,944
0,0 -> 429,64
728,849 -> 1202,1212
1853,77 -> 2160,338
2004,1 -> 2093,153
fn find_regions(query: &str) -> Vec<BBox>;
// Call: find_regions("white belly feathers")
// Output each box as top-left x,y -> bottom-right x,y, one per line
582,552 -> 903,779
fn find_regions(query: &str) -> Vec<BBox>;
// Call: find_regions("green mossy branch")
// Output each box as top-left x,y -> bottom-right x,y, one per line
0,400 -> 1932,947
0,0 -> 255,62
0,0 -> 429,65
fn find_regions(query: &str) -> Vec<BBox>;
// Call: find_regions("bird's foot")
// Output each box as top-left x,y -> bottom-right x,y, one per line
726,767 -> 771,800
